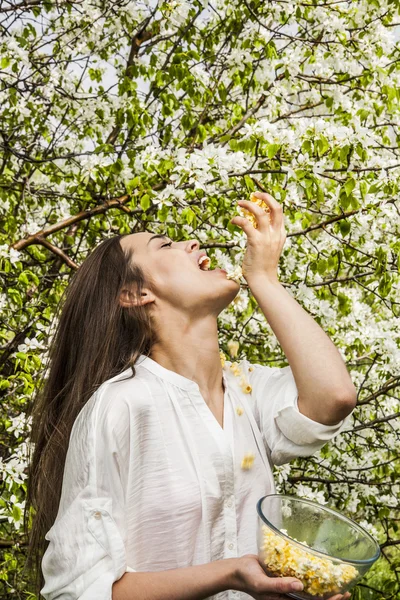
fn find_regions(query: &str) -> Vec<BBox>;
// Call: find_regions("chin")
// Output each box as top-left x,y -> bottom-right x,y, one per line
215,286 -> 240,314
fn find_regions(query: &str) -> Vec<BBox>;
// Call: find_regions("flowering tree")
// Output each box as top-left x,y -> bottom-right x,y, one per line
0,0 -> 399,597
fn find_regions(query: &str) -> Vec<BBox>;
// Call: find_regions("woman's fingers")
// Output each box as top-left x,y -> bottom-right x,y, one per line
236,199 -> 272,233
233,191 -> 284,234
250,191 -> 284,230
230,214 -> 257,237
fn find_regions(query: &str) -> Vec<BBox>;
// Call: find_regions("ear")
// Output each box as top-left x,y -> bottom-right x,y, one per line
119,285 -> 156,308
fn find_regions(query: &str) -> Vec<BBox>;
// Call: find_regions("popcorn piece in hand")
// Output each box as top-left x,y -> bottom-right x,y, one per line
241,453 -> 255,470
237,192 -> 271,229
225,265 -> 242,283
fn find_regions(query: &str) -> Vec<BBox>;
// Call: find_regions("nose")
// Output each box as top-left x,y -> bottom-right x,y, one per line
187,239 -> 200,253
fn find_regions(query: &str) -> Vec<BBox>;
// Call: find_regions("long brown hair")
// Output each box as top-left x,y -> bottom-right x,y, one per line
22,234 -> 159,597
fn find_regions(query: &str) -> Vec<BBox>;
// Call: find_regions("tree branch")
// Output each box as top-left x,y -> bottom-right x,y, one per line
12,193 -> 135,251
106,28 -> 154,146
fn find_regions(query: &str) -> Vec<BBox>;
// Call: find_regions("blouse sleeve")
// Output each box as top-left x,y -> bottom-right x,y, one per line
40,389 -> 136,600
244,360 -> 353,467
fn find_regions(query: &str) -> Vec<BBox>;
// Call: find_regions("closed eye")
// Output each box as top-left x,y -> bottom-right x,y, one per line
161,241 -> 172,248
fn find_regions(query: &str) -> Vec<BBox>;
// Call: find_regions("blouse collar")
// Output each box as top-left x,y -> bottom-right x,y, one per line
136,353 -> 228,392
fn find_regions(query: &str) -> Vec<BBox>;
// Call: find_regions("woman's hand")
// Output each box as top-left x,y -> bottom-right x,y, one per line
230,191 -> 286,284
231,554 -> 352,600
231,554 -> 303,599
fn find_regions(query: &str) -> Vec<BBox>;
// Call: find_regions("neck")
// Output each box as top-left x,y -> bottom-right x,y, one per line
149,312 -> 224,398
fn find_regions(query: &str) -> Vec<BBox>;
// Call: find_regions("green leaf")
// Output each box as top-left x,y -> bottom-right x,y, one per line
339,189 -> 350,210
360,181 -> 368,199
12,505 -> 21,522
244,175 -> 255,192
267,144 -> 280,158
181,207 -> 195,225
340,145 -> 350,164
301,140 -> 312,154
344,178 -> 356,196
167,226 -> 176,239
218,85 -> 227,103
339,220 -> 351,236
0,380 -> 10,391
157,204 -> 170,222
316,259 -> 327,275
317,136 -> 329,155
140,194 -> 151,211
378,273 -> 392,297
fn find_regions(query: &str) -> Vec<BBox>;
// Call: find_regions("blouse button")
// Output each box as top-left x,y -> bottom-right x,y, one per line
228,543 -> 234,550
94,511 -> 102,519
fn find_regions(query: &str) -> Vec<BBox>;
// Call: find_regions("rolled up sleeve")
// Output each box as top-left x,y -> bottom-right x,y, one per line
245,361 -> 353,466
41,391 -> 136,599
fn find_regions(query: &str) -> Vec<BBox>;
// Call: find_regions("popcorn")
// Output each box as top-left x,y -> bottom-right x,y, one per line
238,192 -> 271,229
239,377 -> 252,394
241,453 -> 255,470
227,339 -> 239,358
228,361 -> 253,394
229,361 -> 241,376
260,526 -> 359,597
225,265 -> 242,283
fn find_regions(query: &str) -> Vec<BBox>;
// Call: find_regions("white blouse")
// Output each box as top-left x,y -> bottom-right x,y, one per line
40,354 -> 352,600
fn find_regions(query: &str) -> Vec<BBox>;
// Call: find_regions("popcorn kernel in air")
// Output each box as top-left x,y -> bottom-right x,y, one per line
227,339 -> 239,359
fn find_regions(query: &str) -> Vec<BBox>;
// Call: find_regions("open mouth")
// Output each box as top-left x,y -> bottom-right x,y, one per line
198,255 -> 227,274
198,256 -> 211,271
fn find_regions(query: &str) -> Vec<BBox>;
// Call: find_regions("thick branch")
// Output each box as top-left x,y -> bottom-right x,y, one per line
35,238 -> 79,270
106,29 -> 154,146
12,194 -> 134,251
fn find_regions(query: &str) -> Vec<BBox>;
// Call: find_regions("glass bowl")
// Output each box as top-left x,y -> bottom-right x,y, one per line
256,494 -> 380,600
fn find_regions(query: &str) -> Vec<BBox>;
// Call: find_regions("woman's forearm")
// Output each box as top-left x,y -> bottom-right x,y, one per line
247,275 -> 357,424
112,558 -> 239,600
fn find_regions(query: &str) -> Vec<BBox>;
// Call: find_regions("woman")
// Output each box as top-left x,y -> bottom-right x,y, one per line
24,192 -> 356,600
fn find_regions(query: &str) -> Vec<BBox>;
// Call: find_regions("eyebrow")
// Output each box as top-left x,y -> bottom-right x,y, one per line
147,234 -> 169,246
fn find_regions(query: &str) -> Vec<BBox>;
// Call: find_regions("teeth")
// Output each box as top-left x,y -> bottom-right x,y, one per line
198,256 -> 210,270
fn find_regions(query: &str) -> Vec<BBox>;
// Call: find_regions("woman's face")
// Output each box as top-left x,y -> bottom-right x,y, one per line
120,232 -> 240,316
